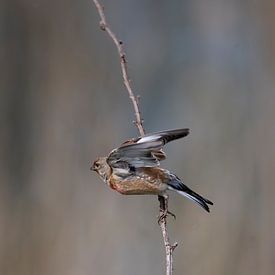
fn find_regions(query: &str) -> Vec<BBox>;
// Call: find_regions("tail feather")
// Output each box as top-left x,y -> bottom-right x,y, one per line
167,174 -> 213,212
177,190 -> 213,212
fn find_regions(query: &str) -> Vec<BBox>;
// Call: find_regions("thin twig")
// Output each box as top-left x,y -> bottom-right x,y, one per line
158,196 -> 178,275
92,1 -> 177,274
92,0 -> 144,136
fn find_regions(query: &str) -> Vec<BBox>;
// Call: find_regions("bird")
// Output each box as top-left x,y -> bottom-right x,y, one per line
91,128 -> 213,214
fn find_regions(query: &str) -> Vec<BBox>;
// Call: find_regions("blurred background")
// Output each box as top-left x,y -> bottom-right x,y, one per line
0,0 -> 274,274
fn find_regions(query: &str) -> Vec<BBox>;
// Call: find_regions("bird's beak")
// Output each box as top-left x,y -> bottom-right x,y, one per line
90,165 -> 95,171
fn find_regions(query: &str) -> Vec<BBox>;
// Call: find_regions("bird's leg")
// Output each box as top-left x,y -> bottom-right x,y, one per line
158,194 -> 176,224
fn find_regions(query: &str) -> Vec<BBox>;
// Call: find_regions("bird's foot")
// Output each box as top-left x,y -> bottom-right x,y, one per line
157,194 -> 176,224
158,209 -> 176,224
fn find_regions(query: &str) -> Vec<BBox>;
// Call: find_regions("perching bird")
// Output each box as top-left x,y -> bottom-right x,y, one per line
91,128 -> 213,212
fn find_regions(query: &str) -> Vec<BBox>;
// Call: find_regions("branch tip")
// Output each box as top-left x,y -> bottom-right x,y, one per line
171,242 -> 178,252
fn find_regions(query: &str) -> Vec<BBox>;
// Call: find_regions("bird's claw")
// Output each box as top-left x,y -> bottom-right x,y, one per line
158,209 -> 176,224
168,210 -> 176,220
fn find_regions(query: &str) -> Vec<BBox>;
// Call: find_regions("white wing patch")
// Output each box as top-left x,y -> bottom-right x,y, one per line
137,135 -> 161,143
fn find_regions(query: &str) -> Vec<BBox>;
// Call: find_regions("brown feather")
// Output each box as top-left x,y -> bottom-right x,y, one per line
108,168 -> 168,195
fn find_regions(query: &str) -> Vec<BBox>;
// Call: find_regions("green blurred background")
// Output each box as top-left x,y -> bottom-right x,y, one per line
1,0 -> 274,274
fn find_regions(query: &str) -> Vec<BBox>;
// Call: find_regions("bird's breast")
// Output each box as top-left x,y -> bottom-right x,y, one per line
108,171 -> 167,195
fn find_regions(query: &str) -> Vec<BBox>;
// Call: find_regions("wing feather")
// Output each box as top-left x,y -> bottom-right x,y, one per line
107,128 -> 189,169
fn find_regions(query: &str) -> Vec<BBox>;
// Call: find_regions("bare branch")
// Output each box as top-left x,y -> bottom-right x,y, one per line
92,1 -> 177,274
92,0 -> 145,136
158,195 -> 178,275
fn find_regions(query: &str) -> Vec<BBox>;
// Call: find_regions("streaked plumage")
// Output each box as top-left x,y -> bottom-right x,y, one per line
91,128 -> 213,212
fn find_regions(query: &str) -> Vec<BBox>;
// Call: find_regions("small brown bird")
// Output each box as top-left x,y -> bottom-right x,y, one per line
91,128 -> 213,212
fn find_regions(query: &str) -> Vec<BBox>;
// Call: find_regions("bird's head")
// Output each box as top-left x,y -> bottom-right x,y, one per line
90,157 -> 111,182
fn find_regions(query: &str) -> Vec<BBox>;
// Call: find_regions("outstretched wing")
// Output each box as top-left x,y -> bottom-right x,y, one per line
107,128 -> 189,170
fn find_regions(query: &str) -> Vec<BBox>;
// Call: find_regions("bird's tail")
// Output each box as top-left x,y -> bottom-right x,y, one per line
167,174 -> 213,212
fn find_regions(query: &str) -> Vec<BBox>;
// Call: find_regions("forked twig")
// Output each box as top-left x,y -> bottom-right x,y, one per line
92,1 -> 177,274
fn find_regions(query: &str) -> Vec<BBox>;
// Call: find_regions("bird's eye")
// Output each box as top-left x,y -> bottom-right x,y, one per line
91,161 -> 100,171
